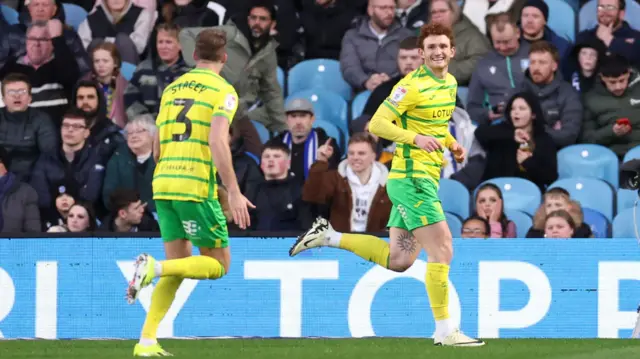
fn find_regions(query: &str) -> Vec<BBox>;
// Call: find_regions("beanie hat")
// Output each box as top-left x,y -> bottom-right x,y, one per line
523,0 -> 549,22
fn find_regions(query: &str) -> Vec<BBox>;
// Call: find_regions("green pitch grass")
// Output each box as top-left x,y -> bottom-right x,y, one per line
1,338 -> 639,359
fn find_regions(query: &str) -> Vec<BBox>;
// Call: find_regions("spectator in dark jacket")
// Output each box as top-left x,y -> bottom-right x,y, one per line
1,21 -> 81,127
74,79 -> 125,165
268,98 -> 341,179
230,127 -> 262,202
99,188 -> 158,232
520,40 -> 583,148
574,0 -> 640,66
565,36 -> 607,94
300,0 -> 357,60
519,0 -> 571,63
0,146 -> 41,233
29,108 -> 106,215
0,73 -> 57,181
124,22 -> 191,119
1,0 -> 90,74
102,114 -> 156,212
159,0 -> 226,28
396,0 -> 428,30
475,91 -> 558,191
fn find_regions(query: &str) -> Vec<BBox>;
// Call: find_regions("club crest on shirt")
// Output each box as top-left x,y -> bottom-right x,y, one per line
391,86 -> 407,104
224,94 -> 237,111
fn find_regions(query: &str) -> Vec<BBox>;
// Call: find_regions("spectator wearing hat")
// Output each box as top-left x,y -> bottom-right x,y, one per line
0,146 -> 41,233
267,98 -> 341,180
565,37 -> 607,93
519,0 -> 571,62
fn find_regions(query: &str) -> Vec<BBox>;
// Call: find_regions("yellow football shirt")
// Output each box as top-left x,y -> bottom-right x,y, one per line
152,68 -> 238,202
371,65 -> 457,184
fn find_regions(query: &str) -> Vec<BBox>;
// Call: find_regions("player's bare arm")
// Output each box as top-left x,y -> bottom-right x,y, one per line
209,116 -> 255,229
152,131 -> 161,163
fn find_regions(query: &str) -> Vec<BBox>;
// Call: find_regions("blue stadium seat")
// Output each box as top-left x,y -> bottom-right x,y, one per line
438,178 -> 470,220
1,4 -> 19,25
612,206 -> 640,238
457,86 -> 468,107
287,59 -> 352,101
277,66 -> 285,96
557,144 -> 619,189
245,151 -> 260,164
120,62 -> 136,81
623,145 -> 640,162
478,177 -> 542,216
287,89 -> 349,137
564,0 -> 580,11
446,212 -> 463,237
582,207 -> 609,238
62,3 -> 88,31
618,188 -> 638,214
544,0 -> 576,41
504,209 -> 533,238
351,90 -> 371,119
251,120 -> 270,144
549,177 -> 614,221
313,119 -> 345,150
579,0 -> 640,31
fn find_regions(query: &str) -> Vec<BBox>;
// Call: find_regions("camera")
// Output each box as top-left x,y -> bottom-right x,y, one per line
620,159 -> 640,193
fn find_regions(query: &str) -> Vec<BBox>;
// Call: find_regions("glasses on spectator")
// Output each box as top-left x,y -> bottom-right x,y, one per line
62,123 -> 87,131
6,89 -> 28,96
125,128 -> 148,136
597,4 -> 618,11
462,228 -> 486,235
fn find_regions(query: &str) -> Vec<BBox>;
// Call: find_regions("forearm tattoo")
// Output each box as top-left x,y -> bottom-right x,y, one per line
397,232 -> 417,253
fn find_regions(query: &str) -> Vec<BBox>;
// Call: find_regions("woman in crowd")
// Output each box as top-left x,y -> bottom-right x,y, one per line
461,215 -> 491,239
526,188 -> 593,238
47,202 -> 98,233
82,42 -> 129,128
474,183 -> 516,238
544,210 -> 576,239
475,91 -> 558,191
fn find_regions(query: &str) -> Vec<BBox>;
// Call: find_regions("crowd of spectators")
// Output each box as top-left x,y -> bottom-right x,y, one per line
0,0 -> 636,239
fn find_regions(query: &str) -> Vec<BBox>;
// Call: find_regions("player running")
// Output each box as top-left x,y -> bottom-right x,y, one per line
126,29 -> 254,356
289,23 -> 484,347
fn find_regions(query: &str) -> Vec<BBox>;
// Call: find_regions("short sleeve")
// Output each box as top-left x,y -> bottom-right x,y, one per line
214,87 -> 239,124
377,81 -> 418,120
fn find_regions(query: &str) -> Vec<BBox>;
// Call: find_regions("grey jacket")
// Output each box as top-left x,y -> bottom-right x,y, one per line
180,22 -> 286,132
1,177 -> 40,233
521,71 -> 583,148
339,16 -> 414,90
467,41 -> 531,125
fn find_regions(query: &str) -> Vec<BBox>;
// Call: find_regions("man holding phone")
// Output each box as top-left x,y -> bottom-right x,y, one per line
582,54 -> 640,158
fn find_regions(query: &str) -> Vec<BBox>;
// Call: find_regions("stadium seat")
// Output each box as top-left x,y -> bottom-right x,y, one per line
544,0 -> 576,41
478,177 -> 542,216
623,145 -> 640,163
504,209 -> 533,238
251,120 -> 270,144
277,66 -> 285,96
287,59 -> 352,101
438,178 -> 470,220
313,119 -> 345,150
351,90 -> 371,120
287,89 -> 349,137
549,177 -> 614,221
446,212 -> 463,237
557,144 -> 619,189
612,206 -> 640,238
120,62 -> 136,81
245,151 -> 260,164
579,0 -> 640,31
62,3 -> 88,31
457,86 -> 468,107
582,207 -> 609,238
564,0 -> 580,11
1,4 -> 19,25
618,188 -> 638,214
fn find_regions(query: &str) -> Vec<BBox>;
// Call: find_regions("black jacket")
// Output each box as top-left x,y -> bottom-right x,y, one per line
475,91 -> 559,191
300,0 -> 357,60
0,173 -> 41,233
0,108 -> 57,181
248,173 -> 312,231
99,211 -> 159,232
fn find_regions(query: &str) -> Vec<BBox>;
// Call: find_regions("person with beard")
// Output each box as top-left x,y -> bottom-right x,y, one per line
475,91 -> 558,191
73,79 -> 125,165
575,0 -> 640,66
179,0 -> 287,132
519,41 -> 582,149
339,0 -> 414,91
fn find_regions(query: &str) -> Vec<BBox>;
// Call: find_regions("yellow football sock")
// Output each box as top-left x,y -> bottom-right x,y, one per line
339,233 -> 389,268
141,276 -> 183,341
161,255 -> 226,280
426,263 -> 450,321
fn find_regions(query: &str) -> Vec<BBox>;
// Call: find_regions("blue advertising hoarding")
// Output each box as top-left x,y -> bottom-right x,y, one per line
0,237 -> 640,339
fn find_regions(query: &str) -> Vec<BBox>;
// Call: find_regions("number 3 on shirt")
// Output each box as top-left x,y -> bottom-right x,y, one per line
172,98 -> 194,142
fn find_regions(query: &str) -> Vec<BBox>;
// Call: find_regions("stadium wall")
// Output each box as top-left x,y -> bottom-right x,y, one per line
0,237 -> 639,339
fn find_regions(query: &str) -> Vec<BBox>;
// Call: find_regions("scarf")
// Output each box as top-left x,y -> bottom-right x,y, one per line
283,131 -> 318,178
